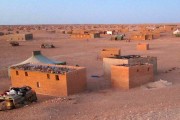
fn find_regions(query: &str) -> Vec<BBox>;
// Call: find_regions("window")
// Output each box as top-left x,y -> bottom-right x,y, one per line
16,71 -> 19,75
47,74 -> 50,79
37,82 -> 40,88
55,75 -> 59,81
25,72 -> 28,76
137,69 -> 139,72
148,68 -> 150,71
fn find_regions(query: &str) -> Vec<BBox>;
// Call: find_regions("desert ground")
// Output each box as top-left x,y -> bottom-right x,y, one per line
0,30 -> 180,120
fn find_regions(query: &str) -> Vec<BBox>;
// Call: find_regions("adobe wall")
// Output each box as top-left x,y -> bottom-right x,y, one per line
129,64 -> 154,88
10,69 -> 68,96
111,64 -> 154,89
100,48 -> 121,60
137,43 -> 149,51
130,35 -> 146,40
145,34 -> 153,40
103,58 -> 128,80
4,34 -> 33,41
10,65 -> 87,96
66,68 -> 87,95
71,34 -> 92,39
103,56 -> 157,81
111,65 -> 129,89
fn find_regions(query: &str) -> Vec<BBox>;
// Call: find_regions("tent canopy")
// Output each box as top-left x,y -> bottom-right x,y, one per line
12,51 -> 66,66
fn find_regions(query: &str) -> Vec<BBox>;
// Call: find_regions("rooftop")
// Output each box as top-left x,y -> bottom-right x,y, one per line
11,63 -> 77,74
109,55 -> 141,59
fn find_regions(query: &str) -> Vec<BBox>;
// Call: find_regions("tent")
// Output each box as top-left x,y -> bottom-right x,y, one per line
12,51 -> 66,66
173,29 -> 180,35
8,51 -> 66,76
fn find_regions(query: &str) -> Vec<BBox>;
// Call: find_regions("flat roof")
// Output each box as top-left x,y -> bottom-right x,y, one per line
10,63 -> 79,74
109,55 -> 141,59
115,63 -> 152,67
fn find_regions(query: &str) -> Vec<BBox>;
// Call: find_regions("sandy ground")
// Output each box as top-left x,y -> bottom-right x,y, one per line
0,32 -> 180,120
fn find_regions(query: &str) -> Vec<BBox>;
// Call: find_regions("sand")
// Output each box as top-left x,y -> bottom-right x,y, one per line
0,30 -> 180,120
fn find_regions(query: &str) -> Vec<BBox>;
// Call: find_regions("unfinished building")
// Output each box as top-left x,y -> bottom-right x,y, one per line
4,33 -> 33,41
111,63 -> 154,89
100,48 -> 121,60
103,55 -> 157,80
10,63 -> 87,96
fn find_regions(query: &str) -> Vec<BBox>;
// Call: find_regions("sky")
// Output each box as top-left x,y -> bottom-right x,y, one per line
0,0 -> 180,25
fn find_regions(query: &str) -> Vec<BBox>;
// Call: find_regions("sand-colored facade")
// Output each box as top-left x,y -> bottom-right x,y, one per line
111,64 -> 154,89
71,33 -> 100,39
3,33 -> 33,41
100,48 -> 121,59
137,43 -> 149,51
103,55 -> 157,80
10,64 -> 87,96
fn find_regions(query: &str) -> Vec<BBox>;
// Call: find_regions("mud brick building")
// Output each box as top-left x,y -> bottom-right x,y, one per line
111,64 -> 154,89
100,48 -> 121,60
130,33 -> 153,40
103,55 -> 157,80
10,64 -> 87,96
0,32 -> 4,36
4,33 -> 33,41
137,43 -> 149,51
71,33 -> 100,39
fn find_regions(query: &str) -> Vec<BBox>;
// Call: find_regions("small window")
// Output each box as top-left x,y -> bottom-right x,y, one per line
148,68 -> 150,71
137,69 -> 139,72
47,74 -> 50,79
25,72 -> 28,76
16,71 -> 19,75
55,75 -> 59,80
37,82 -> 40,88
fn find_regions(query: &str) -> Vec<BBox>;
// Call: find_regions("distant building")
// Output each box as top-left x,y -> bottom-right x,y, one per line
100,48 -> 121,60
136,43 -> 149,51
10,63 -> 87,96
4,33 -> 33,41
111,64 -> 154,89
130,33 -> 153,40
71,33 -> 100,39
0,32 -> 4,36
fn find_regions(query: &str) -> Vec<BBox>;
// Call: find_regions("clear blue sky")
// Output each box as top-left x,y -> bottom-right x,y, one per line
0,0 -> 180,25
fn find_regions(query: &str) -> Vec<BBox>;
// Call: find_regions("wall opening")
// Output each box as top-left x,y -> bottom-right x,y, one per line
55,75 -> 59,81
25,72 -> 28,76
37,82 -> 40,88
47,74 -> 50,79
16,71 -> 19,75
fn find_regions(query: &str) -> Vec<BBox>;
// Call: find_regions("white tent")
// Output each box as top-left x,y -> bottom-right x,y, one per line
173,29 -> 180,35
